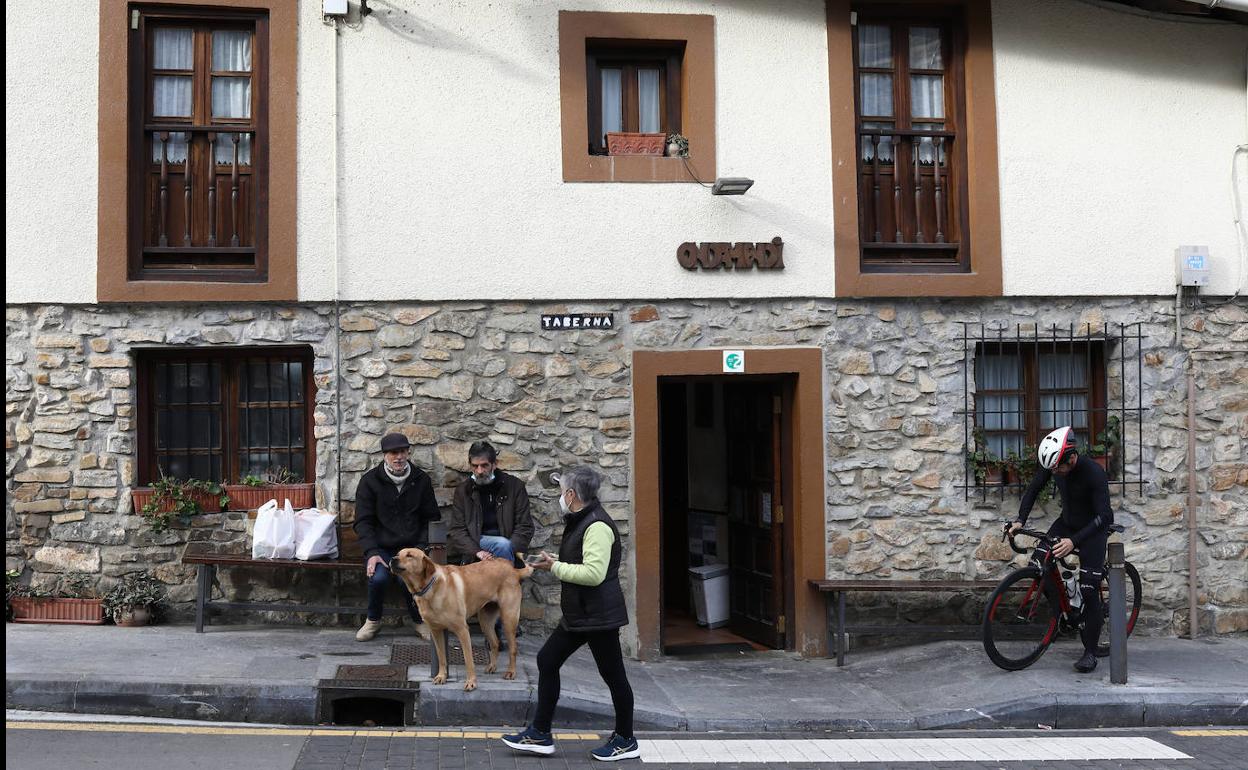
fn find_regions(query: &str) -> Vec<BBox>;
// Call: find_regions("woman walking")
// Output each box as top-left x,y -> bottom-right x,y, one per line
501,465 -> 639,762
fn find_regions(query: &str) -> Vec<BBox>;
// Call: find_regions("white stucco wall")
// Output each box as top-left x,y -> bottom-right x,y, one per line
7,1 -> 1247,303
994,0 -> 1248,296
300,0 -> 836,301
5,6 -> 99,304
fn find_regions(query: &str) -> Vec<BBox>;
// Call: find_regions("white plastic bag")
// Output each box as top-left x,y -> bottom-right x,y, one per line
294,507 -> 339,561
252,498 -> 296,559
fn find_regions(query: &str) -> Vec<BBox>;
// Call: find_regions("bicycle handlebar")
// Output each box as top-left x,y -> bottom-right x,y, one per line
1001,525 -> 1077,569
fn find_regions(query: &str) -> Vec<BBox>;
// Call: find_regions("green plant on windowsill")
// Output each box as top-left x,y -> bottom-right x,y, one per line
1088,415 -> 1122,475
967,427 -> 1005,485
102,571 -> 166,626
666,132 -> 689,158
1006,445 -> 1057,506
140,471 -> 229,533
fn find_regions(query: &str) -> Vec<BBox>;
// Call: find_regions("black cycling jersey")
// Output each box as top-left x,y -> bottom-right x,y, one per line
1017,454 -> 1113,545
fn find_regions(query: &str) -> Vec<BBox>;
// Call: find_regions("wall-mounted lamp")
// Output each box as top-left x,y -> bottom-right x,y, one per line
711,177 -> 755,196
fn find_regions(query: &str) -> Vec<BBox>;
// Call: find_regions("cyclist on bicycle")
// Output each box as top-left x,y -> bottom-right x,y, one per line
1007,426 -> 1114,673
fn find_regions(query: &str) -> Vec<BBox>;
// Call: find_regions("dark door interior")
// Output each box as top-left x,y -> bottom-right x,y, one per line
724,382 -> 785,649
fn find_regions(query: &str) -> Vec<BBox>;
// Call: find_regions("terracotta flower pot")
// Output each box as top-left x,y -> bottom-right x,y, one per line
606,132 -> 665,156
114,606 -> 152,627
131,487 -> 226,514
10,597 -> 105,625
224,483 -> 315,511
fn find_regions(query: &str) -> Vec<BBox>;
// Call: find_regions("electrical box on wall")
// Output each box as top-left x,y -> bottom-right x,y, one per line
1176,245 -> 1210,288
323,0 -> 348,16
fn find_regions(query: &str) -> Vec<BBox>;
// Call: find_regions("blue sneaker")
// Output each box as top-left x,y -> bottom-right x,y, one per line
501,726 -> 554,755
590,733 -> 640,762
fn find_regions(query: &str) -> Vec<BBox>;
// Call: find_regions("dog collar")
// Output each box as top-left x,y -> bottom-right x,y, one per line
412,573 -> 437,597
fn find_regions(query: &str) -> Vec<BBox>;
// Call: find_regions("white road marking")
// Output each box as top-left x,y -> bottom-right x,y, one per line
638,736 -> 1191,763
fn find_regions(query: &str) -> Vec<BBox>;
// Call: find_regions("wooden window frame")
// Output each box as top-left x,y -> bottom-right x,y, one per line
851,9 -> 971,272
828,0 -> 1001,297
132,10 -> 268,282
586,42 -> 684,155
974,341 -> 1108,463
97,0 -> 296,303
559,11 -> 715,183
136,346 -> 315,486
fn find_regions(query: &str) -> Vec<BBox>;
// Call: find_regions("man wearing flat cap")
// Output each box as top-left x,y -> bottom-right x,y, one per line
352,432 -> 441,641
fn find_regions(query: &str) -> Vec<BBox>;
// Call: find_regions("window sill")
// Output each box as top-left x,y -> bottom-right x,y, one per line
563,153 -> 711,183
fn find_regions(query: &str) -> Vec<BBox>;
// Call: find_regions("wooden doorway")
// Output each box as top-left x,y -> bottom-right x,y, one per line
657,376 -> 792,654
634,348 -> 826,661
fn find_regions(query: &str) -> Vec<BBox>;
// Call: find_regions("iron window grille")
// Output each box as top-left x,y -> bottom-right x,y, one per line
959,322 -> 1145,500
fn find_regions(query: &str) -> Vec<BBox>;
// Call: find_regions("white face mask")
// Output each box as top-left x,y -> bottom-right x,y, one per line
558,490 -> 571,514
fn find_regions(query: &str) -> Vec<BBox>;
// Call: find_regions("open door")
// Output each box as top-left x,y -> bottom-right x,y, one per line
724,382 -> 786,649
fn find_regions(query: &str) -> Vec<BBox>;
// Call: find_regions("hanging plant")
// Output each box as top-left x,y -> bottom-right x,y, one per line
135,470 -> 229,532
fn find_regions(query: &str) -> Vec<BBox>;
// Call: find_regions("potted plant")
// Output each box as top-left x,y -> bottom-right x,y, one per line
103,571 -> 166,627
665,132 -> 689,158
968,428 -> 1005,485
1088,415 -> 1122,476
606,131 -> 665,156
224,467 -> 314,510
132,470 -> 229,533
8,571 -> 105,625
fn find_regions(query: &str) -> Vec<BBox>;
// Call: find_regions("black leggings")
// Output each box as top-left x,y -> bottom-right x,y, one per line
1040,521 -> 1108,654
533,625 -> 634,737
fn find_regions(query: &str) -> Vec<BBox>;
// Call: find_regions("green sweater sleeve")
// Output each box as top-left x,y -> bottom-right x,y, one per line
552,521 -> 614,587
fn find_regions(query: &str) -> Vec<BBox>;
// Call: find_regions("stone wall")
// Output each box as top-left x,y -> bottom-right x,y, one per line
6,298 -> 1246,640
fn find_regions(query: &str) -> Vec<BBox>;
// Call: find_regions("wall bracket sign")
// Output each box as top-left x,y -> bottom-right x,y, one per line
541,313 -> 615,330
677,238 -> 784,271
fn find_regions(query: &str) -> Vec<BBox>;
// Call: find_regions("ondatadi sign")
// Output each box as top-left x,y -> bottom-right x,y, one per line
677,238 -> 784,271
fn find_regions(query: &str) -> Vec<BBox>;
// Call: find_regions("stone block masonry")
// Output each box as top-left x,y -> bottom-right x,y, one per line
6,298 -> 1246,641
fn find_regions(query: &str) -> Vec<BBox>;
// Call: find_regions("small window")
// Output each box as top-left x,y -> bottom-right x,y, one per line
137,347 -> 313,484
974,341 -> 1107,460
586,42 -> 683,155
132,9 -> 268,281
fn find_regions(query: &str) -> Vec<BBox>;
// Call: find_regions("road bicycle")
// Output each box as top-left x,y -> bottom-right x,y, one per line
982,524 -> 1141,671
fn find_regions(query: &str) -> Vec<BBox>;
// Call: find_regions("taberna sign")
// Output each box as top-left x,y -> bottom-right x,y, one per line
541,313 -> 615,330
677,238 -> 784,271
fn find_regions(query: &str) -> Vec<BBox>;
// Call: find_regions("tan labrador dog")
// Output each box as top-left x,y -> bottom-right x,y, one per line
389,548 -> 531,691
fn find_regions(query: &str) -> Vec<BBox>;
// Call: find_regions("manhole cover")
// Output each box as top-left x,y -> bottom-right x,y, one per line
391,643 -> 490,666
333,664 -> 410,683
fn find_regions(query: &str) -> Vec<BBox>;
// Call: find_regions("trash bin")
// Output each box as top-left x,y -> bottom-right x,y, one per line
689,564 -> 730,629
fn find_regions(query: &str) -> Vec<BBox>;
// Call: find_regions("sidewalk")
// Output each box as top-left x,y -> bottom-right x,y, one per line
6,623 -> 1247,731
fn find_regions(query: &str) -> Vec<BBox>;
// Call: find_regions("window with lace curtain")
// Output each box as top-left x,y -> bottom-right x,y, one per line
131,10 -> 267,281
586,42 -> 683,155
852,8 -> 969,271
974,342 -> 1108,467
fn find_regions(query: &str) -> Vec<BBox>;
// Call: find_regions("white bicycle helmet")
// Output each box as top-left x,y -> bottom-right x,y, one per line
1038,426 -> 1077,470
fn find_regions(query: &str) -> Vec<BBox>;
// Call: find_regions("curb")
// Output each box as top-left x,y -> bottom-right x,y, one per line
8,676 -> 1247,731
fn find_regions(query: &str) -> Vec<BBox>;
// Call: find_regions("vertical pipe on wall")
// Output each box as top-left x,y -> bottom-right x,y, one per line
1186,365 -> 1198,639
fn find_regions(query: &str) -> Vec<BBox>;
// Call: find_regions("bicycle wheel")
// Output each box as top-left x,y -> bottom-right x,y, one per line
983,566 -> 1061,671
1095,561 -> 1141,657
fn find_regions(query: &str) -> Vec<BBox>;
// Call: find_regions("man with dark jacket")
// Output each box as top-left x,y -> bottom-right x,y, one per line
353,432 -> 440,642
447,440 -> 534,566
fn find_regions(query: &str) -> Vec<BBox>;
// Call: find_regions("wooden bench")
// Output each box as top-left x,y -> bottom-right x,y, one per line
183,525 -> 446,633
809,579 -> 1005,666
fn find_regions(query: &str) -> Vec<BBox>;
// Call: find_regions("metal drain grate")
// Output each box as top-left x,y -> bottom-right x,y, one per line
332,664 -> 410,683
391,642 -> 490,666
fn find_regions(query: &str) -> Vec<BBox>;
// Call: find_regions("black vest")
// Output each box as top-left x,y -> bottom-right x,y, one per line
557,501 -> 628,632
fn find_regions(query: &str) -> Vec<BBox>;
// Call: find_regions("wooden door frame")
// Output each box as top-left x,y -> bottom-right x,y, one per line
633,348 -> 826,660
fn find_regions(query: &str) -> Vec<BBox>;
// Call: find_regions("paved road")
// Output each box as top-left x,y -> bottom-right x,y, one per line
7,713 -> 1247,769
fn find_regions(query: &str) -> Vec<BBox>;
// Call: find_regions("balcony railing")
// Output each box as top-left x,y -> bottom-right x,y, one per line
857,128 -> 960,267
144,124 -> 256,272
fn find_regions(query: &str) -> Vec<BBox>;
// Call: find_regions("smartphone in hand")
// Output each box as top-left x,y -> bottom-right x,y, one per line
524,553 -> 546,565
